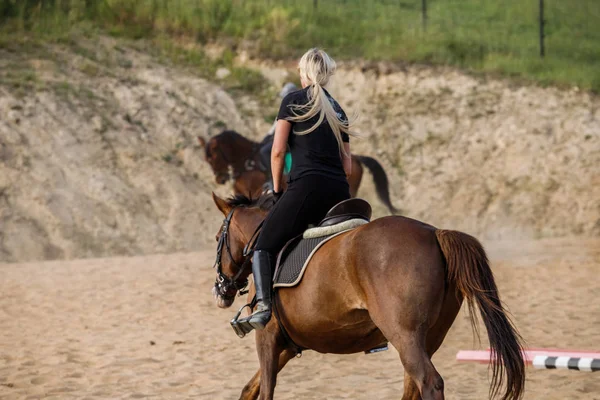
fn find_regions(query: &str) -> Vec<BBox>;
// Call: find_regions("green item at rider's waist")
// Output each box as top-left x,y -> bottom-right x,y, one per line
284,152 -> 292,175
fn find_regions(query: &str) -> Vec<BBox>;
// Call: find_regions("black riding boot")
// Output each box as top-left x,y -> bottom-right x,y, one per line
247,250 -> 274,330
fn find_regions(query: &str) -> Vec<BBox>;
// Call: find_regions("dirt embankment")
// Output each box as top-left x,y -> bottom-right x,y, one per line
1,39 -> 598,262
321,64 -> 599,240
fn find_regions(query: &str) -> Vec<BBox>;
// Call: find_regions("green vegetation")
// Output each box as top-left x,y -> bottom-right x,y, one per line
151,40 -> 268,95
1,0 -> 599,91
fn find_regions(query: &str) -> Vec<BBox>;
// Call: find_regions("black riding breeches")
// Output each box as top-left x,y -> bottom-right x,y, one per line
254,175 -> 351,254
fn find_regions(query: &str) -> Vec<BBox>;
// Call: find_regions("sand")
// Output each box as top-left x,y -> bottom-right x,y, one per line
1,238 -> 599,400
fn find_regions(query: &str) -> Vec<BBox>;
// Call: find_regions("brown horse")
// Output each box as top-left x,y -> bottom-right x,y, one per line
198,130 -> 398,214
210,193 -> 525,400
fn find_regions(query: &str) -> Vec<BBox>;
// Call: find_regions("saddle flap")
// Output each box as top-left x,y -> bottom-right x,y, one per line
319,198 -> 372,227
273,219 -> 369,289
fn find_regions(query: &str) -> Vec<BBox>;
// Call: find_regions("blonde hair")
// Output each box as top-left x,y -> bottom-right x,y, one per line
287,48 -> 354,155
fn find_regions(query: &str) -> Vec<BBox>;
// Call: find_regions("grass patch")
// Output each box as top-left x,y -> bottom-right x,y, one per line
79,61 -> 100,77
1,0 -> 599,91
226,67 -> 268,93
213,120 -> 227,129
0,60 -> 38,92
149,37 -> 270,101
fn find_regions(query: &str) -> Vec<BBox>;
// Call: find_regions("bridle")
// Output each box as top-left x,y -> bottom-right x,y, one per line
213,202 -> 302,353
208,145 -> 233,183
213,206 -> 264,301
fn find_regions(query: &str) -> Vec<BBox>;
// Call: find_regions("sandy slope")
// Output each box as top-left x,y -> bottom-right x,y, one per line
1,37 -> 598,263
1,237 -> 599,400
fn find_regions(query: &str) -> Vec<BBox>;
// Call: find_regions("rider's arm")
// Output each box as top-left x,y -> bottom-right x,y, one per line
266,119 -> 277,136
272,119 -> 291,193
342,142 -> 352,179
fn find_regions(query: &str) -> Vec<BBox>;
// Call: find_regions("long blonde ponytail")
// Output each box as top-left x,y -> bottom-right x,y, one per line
287,48 -> 355,155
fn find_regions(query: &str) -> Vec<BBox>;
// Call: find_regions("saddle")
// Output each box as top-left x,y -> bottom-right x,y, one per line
272,198 -> 371,288
319,198 -> 372,227
230,198 -> 387,352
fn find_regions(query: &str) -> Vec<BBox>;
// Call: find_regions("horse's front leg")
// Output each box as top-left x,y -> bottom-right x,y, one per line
255,323 -> 291,400
239,347 -> 296,400
239,369 -> 260,400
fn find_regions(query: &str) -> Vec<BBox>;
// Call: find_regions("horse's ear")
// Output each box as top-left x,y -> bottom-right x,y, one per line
212,192 -> 232,215
197,136 -> 206,148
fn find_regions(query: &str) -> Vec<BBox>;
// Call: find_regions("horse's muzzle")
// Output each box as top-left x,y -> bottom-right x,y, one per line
212,285 -> 235,309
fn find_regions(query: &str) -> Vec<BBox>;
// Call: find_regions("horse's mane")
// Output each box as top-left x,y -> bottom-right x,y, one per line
215,129 -> 254,144
226,192 -> 275,211
206,129 -> 256,159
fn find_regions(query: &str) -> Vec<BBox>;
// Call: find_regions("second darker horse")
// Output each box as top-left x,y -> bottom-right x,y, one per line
198,130 -> 398,214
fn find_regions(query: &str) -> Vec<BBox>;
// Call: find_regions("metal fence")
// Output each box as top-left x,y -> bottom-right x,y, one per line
302,0 -> 597,60
2,0 -> 597,66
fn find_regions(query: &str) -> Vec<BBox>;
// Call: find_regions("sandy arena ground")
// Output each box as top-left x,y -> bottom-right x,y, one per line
1,238 -> 599,400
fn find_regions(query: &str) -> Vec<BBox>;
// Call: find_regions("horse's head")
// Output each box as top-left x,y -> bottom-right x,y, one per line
210,192 -> 273,308
198,136 -> 230,184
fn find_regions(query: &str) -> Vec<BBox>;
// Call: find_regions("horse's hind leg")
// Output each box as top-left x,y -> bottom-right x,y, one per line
240,369 -> 261,400
369,310 -> 443,399
239,348 -> 296,400
401,291 -> 460,399
394,333 -> 444,400
401,372 -> 421,400
368,302 -> 445,399
399,289 -> 460,400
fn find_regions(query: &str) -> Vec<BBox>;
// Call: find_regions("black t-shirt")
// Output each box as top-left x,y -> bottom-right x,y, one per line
276,86 -> 349,182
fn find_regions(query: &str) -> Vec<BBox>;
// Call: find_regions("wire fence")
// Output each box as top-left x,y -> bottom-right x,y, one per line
283,0 -> 598,61
1,0 -> 598,89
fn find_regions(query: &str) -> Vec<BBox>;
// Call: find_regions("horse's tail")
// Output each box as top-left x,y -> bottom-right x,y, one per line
435,230 -> 525,400
356,155 -> 397,214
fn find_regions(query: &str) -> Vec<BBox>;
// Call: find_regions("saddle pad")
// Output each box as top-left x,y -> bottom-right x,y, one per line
303,218 -> 368,239
273,229 -> 353,289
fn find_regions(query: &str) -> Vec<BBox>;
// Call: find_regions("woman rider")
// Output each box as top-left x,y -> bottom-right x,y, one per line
240,48 -> 354,330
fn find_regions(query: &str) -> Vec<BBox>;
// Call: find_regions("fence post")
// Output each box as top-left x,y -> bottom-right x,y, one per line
421,0 -> 427,32
539,0 -> 545,57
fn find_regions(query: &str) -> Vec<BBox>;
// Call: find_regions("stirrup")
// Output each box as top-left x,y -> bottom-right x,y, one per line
230,297 -> 257,338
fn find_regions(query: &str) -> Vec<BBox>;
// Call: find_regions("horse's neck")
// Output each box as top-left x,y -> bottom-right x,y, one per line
234,170 -> 267,198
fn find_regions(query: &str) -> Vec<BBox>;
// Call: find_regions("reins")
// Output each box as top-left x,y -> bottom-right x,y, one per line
213,207 -> 264,299
213,203 -> 303,355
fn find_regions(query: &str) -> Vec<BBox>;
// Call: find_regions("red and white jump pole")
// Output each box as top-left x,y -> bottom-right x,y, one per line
456,348 -> 600,372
